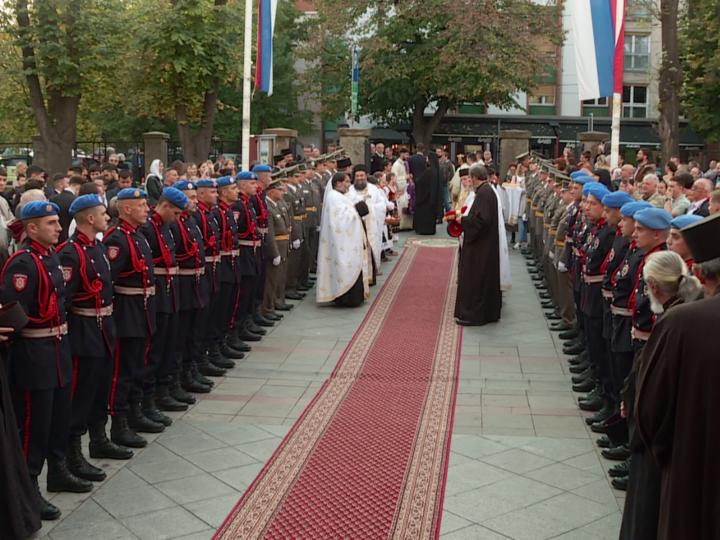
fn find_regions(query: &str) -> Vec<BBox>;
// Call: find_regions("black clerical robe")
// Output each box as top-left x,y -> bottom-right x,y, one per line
634,289 -> 720,540
413,162 -> 438,235
454,182 -> 501,324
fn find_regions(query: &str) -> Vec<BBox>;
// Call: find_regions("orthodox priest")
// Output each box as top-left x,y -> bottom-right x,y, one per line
634,213 -> 720,540
349,165 -> 387,280
454,165 -> 502,325
316,172 -> 370,307
413,151 -> 440,235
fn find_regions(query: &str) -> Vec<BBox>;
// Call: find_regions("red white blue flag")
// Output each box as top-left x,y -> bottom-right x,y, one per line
569,0 -> 626,101
255,0 -> 278,95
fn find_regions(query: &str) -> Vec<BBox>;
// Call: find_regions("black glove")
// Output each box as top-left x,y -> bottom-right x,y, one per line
354,201 -> 369,217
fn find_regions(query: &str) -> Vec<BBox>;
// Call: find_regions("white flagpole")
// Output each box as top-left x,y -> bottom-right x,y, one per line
610,92 -> 621,169
241,0 -> 253,171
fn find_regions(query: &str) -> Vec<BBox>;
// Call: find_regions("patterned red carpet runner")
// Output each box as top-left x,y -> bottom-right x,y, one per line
214,245 -> 462,540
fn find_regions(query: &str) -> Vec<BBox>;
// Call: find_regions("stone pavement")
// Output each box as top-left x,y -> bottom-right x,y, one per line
33,227 -> 623,540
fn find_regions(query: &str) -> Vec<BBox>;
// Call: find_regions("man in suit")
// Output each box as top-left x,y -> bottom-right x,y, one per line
51,174 -> 82,243
688,179 -> 712,217
370,143 -> 385,174
408,142 -> 427,181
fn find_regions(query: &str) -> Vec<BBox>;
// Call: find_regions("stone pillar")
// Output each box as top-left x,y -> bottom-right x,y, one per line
143,132 -> 170,173
499,130 -> 532,179
31,135 -> 46,171
263,128 -> 298,156
338,127 -> 371,166
578,131 -> 610,160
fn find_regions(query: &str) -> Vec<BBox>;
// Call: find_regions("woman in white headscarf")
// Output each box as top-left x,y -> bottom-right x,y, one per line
145,159 -> 164,205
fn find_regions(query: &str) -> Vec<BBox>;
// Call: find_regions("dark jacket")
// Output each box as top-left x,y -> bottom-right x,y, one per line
51,190 -> 76,243
408,152 -> 427,180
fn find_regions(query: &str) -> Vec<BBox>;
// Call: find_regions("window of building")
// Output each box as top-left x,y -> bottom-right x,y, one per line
624,35 -> 650,71
623,85 -> 648,118
626,0 -> 652,20
582,97 -> 610,117
529,84 -> 555,105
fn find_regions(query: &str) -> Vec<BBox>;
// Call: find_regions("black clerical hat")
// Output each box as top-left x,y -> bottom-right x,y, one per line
0,301 -> 29,331
681,213 -> 720,263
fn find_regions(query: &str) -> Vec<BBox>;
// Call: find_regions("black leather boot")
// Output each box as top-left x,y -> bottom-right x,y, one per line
253,314 -> 275,327
110,415 -> 147,448
46,458 -> 93,493
34,480 -> 61,520
191,362 -> 215,386
182,366 -> 211,393
585,400 -> 614,426
129,401 -> 168,430
596,435 -> 612,448
88,425 -> 134,460
608,457 -> 632,477
170,372 -> 198,404
155,384 -> 188,411
66,436 -> 106,482
611,475 -> 628,491
569,359 -> 591,374
572,367 -> 595,384
197,353 -> 226,376
217,340 -> 242,363
602,443 -> 632,461
227,330 -> 252,353
568,350 -> 589,365
563,342 -> 586,356
558,328 -> 579,340
239,324 -> 263,342
572,377 -> 596,393
142,394 -> 173,426
245,318 -> 267,336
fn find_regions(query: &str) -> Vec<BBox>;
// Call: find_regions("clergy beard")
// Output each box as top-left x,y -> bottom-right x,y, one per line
647,287 -> 665,314
354,180 -> 367,191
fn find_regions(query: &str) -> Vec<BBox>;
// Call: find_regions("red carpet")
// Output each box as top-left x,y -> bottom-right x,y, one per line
214,245 -> 462,540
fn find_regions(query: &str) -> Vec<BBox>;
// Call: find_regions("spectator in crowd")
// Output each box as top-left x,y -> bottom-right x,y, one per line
690,166 -> 702,180
657,179 -> 667,197
146,159 -> 164,206
663,176 -> 691,217
438,148 -> 455,214
688,179 -> 712,216
0,168 -> 12,223
710,189 -> 720,215
14,186 -> 46,218
641,174 -> 665,208
704,160 -> 717,183
52,175 -> 82,243
663,160 -> 677,182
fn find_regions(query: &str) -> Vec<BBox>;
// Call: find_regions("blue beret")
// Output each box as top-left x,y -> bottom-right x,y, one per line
174,180 -> 197,191
620,201 -> 652,218
236,171 -> 258,181
21,201 -> 59,220
573,175 -> 592,186
251,164 -> 272,173
602,191 -> 634,209
216,176 -> 235,188
117,188 -> 148,200
161,187 -> 190,210
196,179 -> 218,189
586,183 -> 610,201
634,208 -> 673,230
670,214 -> 703,230
570,171 -> 592,180
69,194 -> 105,216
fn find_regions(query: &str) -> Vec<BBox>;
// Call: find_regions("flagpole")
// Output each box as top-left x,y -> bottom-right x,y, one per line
610,92 -> 621,169
611,0 -> 626,170
241,0 -> 253,171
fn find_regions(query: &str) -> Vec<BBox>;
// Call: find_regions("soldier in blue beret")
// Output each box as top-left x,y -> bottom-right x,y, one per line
668,214 -> 703,268
59,194 -> 132,489
103,187 -> 158,448
1,201 -> 91,520
138,187 -> 192,419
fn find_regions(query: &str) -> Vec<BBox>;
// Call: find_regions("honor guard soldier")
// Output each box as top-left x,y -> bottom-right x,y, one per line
232,171 -> 265,342
59,195 -> 131,488
297,165 -> 314,288
103,188 -> 158,449
549,179 -> 573,333
284,169 -> 305,300
668,214 -> 703,269
170,181 -> 213,395
1,201 -> 91,521
305,161 -> 323,275
210,176 -> 246,365
139,187 -> 191,419
262,178 -> 290,320
193,179 -> 228,377
251,164 -> 276,328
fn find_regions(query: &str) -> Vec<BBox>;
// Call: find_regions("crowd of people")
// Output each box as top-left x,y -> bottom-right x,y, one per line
520,151 -> 719,540
0,147 -> 410,539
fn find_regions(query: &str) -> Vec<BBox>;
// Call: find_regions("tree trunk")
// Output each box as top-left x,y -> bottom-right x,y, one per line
175,79 -> 221,164
411,97 -> 449,149
658,0 -> 682,161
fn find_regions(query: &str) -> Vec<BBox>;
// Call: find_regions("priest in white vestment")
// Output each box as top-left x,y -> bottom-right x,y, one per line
316,172 -> 370,307
349,166 -> 386,280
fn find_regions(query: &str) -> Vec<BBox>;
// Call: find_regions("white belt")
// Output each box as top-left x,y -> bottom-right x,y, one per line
238,239 -> 261,248
178,267 -> 205,276
632,328 -> 651,341
583,274 -> 603,284
602,289 -> 613,299
115,285 -> 156,297
259,227 -> 268,234
70,305 -> 114,317
20,323 -> 68,339
220,250 -> 240,257
205,255 -> 221,263
154,267 -> 179,276
611,305 -> 632,317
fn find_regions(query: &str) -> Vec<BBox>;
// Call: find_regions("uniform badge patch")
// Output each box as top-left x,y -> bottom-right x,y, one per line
608,249 -> 615,262
594,238 -> 600,249
62,266 -> 73,282
233,211 -> 240,222
108,246 -> 120,260
621,264 -> 629,276
13,274 -> 28,291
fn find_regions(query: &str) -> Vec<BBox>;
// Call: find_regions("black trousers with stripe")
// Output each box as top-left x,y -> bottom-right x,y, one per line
69,356 -> 113,437
110,337 -> 149,417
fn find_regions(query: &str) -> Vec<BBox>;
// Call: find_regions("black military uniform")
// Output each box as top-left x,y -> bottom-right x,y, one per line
104,217 -> 157,447
60,225 -> 131,479
171,212 -> 210,394
231,191 -> 262,340
298,179 -> 313,286
251,185 -> 272,326
1,224 -> 91,516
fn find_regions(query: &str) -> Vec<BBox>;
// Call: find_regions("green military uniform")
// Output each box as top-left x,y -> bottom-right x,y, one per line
553,184 -> 575,327
284,184 -> 304,294
263,196 -> 290,316
297,179 -> 312,285
542,181 -> 560,303
304,176 -> 323,274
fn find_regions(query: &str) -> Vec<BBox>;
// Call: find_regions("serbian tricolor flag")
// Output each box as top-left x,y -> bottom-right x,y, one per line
255,0 -> 278,95
569,0 -> 626,101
